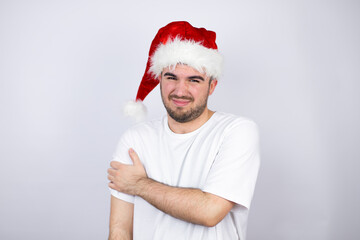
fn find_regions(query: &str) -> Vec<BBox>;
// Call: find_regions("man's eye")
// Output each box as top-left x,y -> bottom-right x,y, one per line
190,79 -> 200,83
167,77 -> 177,80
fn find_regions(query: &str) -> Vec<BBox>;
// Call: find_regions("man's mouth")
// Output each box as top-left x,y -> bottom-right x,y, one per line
172,98 -> 191,107
169,96 -> 193,107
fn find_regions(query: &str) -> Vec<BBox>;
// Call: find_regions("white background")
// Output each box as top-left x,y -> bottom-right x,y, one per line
0,0 -> 359,239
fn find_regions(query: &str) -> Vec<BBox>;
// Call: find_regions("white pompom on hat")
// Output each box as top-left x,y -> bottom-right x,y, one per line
124,21 -> 223,122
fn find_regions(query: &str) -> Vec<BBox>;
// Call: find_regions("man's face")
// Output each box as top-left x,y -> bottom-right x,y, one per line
159,64 -> 217,123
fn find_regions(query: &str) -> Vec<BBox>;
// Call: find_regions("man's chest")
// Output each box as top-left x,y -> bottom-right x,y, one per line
138,133 -> 223,188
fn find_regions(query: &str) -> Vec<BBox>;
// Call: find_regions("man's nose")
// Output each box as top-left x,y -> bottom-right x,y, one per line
173,80 -> 188,96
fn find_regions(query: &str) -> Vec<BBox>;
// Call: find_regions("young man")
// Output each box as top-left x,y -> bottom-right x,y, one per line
107,21 -> 260,240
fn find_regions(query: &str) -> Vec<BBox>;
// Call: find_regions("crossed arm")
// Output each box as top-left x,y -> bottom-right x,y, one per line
108,148 -> 234,237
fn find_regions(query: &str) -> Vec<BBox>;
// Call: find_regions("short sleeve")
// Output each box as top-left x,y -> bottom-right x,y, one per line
202,120 -> 260,209
109,130 -> 136,204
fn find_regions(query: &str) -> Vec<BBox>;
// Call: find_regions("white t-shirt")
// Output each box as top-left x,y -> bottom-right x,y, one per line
110,112 -> 260,240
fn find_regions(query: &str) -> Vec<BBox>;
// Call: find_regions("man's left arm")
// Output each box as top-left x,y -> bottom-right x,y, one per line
108,148 -> 234,227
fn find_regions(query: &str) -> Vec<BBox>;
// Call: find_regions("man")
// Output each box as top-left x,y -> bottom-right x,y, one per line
107,21 -> 260,240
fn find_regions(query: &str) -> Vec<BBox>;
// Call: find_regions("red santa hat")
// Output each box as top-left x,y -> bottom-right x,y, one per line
124,21 -> 223,122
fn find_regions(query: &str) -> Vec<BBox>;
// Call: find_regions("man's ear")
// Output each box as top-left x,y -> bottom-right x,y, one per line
209,79 -> 218,95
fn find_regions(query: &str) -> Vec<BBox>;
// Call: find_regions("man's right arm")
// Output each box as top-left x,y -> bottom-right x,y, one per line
109,195 -> 134,240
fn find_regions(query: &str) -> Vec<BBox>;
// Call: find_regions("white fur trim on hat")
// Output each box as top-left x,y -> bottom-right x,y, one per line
149,37 -> 223,79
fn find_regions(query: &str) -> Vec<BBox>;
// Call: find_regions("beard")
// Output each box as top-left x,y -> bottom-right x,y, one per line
160,85 -> 210,123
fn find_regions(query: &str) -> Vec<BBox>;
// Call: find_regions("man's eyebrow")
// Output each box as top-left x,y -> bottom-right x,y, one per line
188,76 -> 205,81
163,72 -> 177,78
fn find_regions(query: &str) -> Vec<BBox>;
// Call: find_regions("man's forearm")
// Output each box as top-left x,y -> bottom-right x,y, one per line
108,196 -> 133,240
135,178 -> 233,227
108,229 -> 131,240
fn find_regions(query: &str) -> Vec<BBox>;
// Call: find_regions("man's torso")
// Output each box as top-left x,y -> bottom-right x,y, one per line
111,112 -> 260,240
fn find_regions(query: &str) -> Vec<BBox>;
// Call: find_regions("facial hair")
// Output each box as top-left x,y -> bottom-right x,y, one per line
160,83 -> 210,123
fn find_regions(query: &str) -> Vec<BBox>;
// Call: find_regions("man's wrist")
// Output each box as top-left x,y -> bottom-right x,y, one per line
134,177 -> 152,196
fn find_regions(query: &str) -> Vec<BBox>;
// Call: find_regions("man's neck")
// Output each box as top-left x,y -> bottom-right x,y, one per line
167,109 -> 215,134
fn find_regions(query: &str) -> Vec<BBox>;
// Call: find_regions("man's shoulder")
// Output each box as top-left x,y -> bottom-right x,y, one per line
213,112 -> 258,129
123,116 -> 164,137
210,112 -> 259,142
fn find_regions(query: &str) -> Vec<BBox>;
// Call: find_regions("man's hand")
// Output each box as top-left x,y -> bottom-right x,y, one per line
108,148 -> 147,196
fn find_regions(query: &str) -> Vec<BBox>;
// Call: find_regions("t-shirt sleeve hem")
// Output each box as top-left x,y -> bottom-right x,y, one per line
202,187 -> 251,210
110,188 -> 135,204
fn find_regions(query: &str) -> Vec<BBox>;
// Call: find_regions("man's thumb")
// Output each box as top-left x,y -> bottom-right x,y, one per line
129,148 -> 140,165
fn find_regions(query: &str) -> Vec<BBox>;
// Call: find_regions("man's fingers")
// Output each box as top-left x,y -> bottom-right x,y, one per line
129,148 -> 141,166
107,168 -> 117,176
108,182 -> 116,189
107,174 -> 114,181
110,161 -> 121,169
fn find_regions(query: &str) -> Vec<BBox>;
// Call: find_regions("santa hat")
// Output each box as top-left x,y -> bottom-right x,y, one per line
124,21 -> 223,122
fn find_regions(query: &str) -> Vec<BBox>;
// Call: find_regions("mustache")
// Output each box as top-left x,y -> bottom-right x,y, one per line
169,95 -> 194,101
